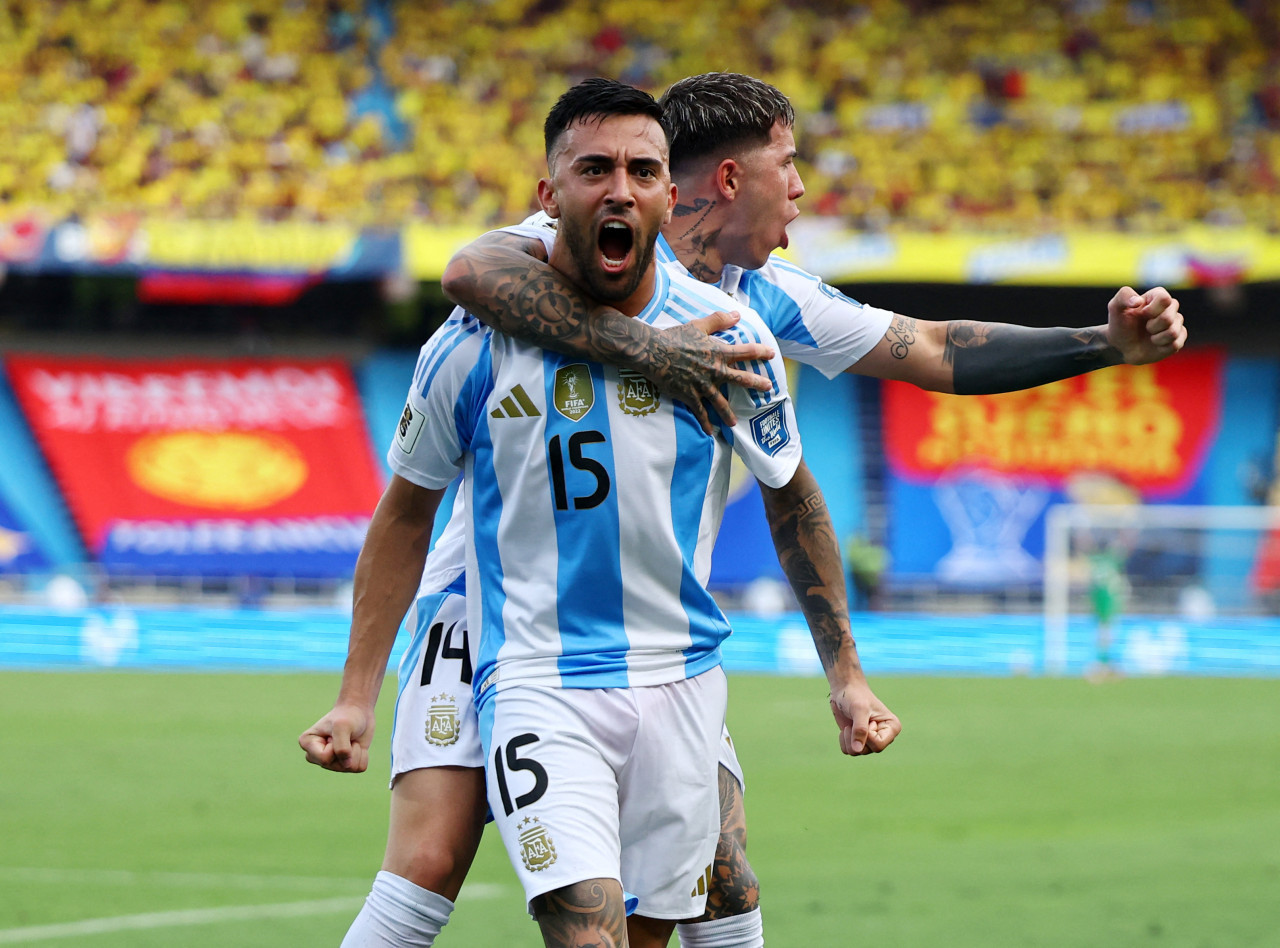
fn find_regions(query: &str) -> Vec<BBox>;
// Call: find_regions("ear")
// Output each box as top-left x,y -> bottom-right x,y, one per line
714,158 -> 740,202
664,181 -> 677,225
537,177 -> 559,219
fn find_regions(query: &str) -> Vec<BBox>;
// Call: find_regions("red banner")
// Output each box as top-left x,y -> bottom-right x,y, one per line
883,350 -> 1223,496
5,356 -> 384,560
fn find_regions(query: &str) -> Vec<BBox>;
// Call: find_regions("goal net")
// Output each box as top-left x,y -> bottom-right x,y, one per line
1042,504 -> 1280,675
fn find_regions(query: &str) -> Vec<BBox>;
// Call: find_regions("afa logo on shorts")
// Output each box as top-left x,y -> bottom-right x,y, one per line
518,816 -> 557,872
750,404 -> 790,457
425,694 -> 460,747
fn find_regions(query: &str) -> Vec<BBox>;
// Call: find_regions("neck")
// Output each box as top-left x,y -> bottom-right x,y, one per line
662,188 -> 727,284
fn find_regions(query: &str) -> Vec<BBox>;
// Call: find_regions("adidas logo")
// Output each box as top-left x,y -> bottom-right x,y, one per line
689,864 -> 713,898
490,385 -> 542,419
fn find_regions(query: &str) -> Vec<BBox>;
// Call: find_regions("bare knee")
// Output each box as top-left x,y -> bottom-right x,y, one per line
628,912 -> 677,947
382,767 -> 487,900
532,878 -> 629,948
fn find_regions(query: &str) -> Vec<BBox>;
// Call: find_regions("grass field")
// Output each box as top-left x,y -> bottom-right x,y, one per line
2,670 -> 1278,947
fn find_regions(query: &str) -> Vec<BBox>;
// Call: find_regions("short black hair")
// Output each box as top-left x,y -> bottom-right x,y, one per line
544,78 -> 666,160
659,73 -> 795,174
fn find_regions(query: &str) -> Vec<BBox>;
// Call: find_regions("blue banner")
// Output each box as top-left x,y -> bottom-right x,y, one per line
4,606 -> 1277,677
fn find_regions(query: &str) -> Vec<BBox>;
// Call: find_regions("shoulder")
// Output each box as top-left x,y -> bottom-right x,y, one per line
752,254 -> 862,303
495,212 -> 558,254
413,312 -> 491,391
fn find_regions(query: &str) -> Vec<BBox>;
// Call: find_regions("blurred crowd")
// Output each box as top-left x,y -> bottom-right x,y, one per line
2,0 -> 1279,233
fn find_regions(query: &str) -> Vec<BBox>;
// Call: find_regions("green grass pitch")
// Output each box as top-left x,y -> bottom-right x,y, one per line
2,670 -> 1278,946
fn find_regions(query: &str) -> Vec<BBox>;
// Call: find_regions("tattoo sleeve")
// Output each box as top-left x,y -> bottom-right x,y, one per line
947,321 -> 1123,395
759,462 -> 858,676
532,879 -> 628,948
689,765 -> 760,921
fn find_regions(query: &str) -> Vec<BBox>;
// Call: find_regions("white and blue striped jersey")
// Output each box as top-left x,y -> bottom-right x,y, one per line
389,262 -> 800,703
655,235 -> 895,379
515,211 -> 895,378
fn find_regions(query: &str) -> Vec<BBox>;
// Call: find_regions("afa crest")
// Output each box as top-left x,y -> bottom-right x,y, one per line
617,369 -> 659,416
425,694 -> 460,747
553,364 -> 594,422
518,816 -> 558,872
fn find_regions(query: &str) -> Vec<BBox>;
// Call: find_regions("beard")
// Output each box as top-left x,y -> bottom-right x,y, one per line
557,214 -> 656,304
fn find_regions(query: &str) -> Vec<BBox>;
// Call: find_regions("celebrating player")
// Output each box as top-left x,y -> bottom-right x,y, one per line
302,78 -> 893,948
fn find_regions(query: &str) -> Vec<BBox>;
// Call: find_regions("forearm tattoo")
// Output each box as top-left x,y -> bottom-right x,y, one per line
532,880 -> 628,948
762,474 -> 853,673
886,314 -> 917,360
448,235 -> 750,407
448,239 -> 653,362
690,764 -> 760,921
947,321 -> 1123,395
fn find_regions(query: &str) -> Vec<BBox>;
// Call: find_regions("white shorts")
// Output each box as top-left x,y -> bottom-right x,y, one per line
477,667 -> 729,920
390,588 -> 745,791
389,588 -> 484,784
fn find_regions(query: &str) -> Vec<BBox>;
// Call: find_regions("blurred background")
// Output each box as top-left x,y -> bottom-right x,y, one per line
2,0 -> 1279,679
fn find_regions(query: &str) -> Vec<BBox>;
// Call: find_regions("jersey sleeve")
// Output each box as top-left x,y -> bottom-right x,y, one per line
497,213 -> 557,257
716,310 -> 802,489
744,257 -> 895,379
387,316 -> 491,490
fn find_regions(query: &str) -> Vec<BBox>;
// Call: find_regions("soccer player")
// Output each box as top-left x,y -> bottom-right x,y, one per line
302,79 -> 891,948
437,72 -> 1187,948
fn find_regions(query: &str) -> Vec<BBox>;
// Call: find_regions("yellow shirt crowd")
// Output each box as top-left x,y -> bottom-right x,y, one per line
1,0 -> 1277,235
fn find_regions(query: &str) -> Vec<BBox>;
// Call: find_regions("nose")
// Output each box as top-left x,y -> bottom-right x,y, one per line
790,165 -> 805,201
604,168 -> 635,207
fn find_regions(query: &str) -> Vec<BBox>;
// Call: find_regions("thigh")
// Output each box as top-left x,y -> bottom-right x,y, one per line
619,667 -> 728,921
478,686 -> 634,910
383,765 -> 487,901
391,590 -> 483,784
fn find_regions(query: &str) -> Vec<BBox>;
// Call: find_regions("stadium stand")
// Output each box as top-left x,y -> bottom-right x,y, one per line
1,0 -> 1278,233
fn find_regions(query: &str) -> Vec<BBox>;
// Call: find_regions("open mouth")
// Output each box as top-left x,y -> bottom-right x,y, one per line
598,220 -> 634,273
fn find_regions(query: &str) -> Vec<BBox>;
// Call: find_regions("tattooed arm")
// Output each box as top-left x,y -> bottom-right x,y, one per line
759,460 -> 901,757
440,230 -> 774,433
850,285 -> 1187,393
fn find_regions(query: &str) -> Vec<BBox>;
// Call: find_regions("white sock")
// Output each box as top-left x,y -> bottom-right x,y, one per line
340,871 -> 455,947
676,909 -> 764,948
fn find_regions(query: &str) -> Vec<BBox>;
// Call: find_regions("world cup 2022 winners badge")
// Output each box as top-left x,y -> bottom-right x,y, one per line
518,816 -> 557,872
425,694 -> 460,747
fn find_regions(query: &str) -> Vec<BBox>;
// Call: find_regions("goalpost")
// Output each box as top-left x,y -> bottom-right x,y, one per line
1042,504 -> 1280,674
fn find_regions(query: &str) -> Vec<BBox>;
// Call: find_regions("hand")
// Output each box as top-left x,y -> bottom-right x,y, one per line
829,683 -> 901,757
649,311 -> 775,435
298,703 -> 375,773
1106,286 -> 1187,365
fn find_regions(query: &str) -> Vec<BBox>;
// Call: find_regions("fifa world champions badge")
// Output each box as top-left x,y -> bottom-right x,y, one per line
553,364 -> 595,421
425,694 -> 461,747
518,816 -> 557,871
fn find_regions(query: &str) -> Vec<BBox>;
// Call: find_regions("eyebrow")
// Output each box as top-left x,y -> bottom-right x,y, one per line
572,153 -> 665,171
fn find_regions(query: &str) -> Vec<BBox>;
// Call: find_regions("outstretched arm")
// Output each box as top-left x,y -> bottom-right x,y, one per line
299,475 -> 444,773
758,460 -> 901,756
851,285 -> 1186,393
441,230 -> 774,433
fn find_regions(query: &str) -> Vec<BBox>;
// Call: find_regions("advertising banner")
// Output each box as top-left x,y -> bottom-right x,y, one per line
881,351 -> 1224,584
5,356 -> 384,577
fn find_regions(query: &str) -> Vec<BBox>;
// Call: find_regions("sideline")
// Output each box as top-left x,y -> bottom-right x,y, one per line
0,874 -> 509,943
0,898 -> 367,943
0,867 -> 369,891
